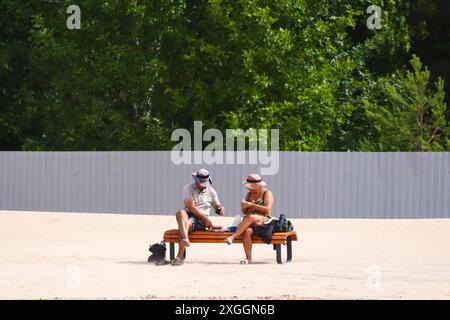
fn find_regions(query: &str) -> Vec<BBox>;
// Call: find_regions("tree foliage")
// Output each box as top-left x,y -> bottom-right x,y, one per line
0,0 -> 448,151
364,55 -> 449,151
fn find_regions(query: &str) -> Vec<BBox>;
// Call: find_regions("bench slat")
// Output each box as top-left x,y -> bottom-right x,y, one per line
163,229 -> 298,244
163,239 -> 291,244
169,239 -> 287,244
163,232 -> 294,238
163,237 -> 287,244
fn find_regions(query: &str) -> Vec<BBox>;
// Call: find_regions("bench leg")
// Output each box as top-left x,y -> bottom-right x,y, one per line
275,244 -> 282,264
287,237 -> 292,262
169,243 -> 175,261
274,238 -> 293,264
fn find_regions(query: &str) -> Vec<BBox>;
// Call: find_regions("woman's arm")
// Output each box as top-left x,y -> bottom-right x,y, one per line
241,200 -> 250,215
241,193 -> 252,215
247,191 -> 273,216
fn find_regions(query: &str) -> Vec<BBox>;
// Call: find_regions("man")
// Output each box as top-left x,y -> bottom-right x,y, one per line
172,169 -> 225,266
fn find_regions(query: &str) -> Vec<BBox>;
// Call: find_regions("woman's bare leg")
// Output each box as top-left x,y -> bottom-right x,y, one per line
242,228 -> 253,262
228,215 -> 263,241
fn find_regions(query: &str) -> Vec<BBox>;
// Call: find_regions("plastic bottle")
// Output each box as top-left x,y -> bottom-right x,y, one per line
231,214 -> 242,227
277,213 -> 287,232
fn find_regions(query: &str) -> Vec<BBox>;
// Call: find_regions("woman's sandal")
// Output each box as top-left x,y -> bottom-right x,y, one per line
224,237 -> 233,245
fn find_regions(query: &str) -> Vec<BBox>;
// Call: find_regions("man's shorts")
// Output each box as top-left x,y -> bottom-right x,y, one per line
187,211 -> 207,231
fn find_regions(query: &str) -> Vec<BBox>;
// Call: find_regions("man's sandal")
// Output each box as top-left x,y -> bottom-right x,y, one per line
155,259 -> 170,266
171,258 -> 184,266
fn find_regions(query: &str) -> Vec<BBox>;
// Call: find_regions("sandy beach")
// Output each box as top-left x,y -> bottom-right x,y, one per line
0,210 -> 449,300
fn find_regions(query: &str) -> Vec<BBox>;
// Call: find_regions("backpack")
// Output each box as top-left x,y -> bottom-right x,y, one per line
147,242 -> 166,263
273,214 -> 294,232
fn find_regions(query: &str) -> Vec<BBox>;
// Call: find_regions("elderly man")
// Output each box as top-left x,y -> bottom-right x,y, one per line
171,169 -> 225,266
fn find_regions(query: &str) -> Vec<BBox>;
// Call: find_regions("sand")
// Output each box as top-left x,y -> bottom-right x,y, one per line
0,210 -> 449,300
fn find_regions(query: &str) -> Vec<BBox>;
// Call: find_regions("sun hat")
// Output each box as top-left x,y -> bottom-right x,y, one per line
242,173 -> 267,188
192,168 -> 212,187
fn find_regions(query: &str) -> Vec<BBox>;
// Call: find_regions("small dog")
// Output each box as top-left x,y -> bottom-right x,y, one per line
147,242 -> 167,264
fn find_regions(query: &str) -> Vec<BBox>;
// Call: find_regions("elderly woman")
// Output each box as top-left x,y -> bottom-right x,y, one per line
224,173 -> 273,264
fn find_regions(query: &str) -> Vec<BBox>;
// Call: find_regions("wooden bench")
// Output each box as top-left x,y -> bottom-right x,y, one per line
162,229 -> 298,264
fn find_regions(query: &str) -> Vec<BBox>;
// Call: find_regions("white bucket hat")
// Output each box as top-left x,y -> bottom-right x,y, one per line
192,168 -> 212,187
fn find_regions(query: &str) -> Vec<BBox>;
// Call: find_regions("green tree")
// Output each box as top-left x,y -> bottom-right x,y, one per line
220,0 -> 415,151
2,0 -> 178,150
407,0 -> 450,107
1,1 -> 449,151
364,55 -> 449,151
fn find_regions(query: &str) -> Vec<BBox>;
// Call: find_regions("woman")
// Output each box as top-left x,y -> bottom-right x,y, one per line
224,173 -> 273,264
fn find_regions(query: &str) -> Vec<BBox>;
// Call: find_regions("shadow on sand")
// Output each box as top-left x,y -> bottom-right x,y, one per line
118,260 -> 271,265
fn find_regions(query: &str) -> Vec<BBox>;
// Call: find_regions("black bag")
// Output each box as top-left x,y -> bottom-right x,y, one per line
147,242 -> 166,263
253,219 -> 277,244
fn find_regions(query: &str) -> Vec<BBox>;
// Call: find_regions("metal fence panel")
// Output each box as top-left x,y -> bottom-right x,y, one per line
0,151 -> 449,218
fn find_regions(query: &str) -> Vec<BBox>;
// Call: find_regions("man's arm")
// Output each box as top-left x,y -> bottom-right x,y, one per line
184,198 -> 213,227
213,203 -> 225,215
211,189 -> 225,215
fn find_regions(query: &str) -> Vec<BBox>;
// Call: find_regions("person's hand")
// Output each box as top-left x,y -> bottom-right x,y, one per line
241,200 -> 252,209
216,206 -> 225,216
203,216 -> 213,229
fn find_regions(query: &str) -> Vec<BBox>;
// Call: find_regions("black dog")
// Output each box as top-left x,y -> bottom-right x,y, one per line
147,242 -> 167,264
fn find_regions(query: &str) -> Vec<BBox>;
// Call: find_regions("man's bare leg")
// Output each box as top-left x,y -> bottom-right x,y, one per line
176,210 -> 192,260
